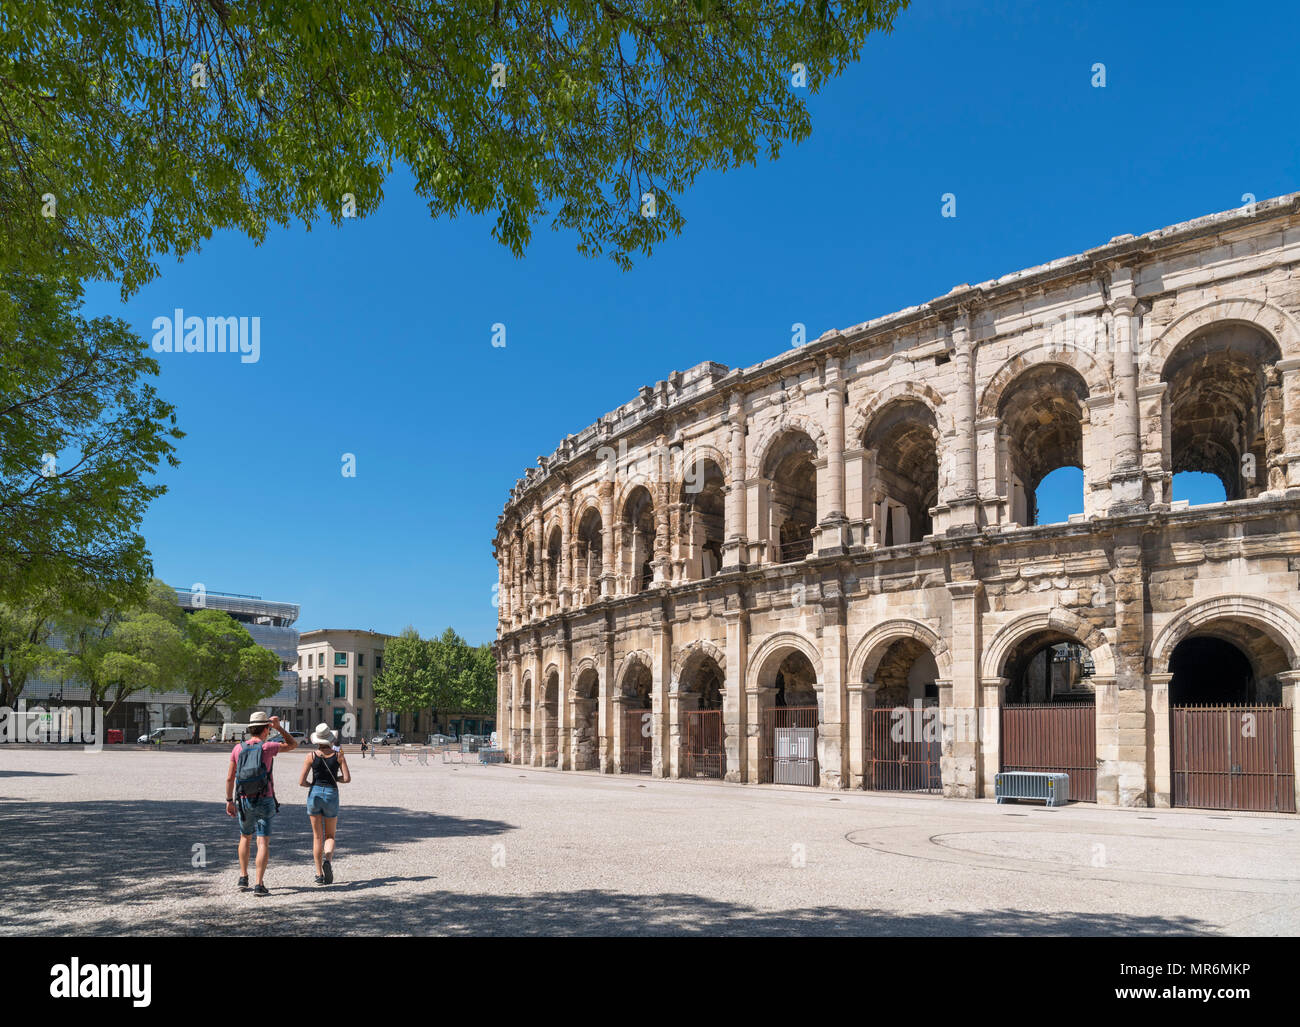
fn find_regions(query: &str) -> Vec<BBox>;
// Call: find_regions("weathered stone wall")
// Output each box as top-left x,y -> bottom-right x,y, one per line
494,194 -> 1300,810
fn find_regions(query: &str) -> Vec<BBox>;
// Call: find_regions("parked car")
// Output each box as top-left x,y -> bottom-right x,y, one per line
138,727 -> 191,745
369,732 -> 403,745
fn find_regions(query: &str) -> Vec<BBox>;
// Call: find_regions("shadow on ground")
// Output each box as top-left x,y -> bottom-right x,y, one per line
7,885 -> 1214,937
0,798 -> 512,928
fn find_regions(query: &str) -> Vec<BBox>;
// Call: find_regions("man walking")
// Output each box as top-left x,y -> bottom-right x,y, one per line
225,711 -> 297,895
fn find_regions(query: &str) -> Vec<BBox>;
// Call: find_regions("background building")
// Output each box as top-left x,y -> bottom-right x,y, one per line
296,628 -> 495,741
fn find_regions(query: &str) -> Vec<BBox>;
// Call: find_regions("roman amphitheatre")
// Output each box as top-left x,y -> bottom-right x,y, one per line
493,193 -> 1300,814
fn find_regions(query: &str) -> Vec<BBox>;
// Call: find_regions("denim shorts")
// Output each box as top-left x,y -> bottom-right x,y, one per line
238,795 -> 277,837
307,785 -> 339,818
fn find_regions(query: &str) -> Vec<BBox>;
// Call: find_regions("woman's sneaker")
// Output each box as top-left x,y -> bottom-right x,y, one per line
322,859 -> 333,884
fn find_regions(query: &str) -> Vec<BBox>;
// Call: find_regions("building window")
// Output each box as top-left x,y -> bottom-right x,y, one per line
334,676 -> 347,699
297,655 -> 303,669
334,652 -> 348,667
375,655 -> 383,673
412,712 -> 419,733
357,653 -> 365,668
355,676 -> 363,698
307,653 -> 313,668
373,712 -> 380,732
333,707 -> 345,730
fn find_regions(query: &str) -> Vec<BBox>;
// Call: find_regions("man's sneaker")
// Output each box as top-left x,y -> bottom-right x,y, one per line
253,883 -> 269,896
322,859 -> 333,884
237,876 -> 249,891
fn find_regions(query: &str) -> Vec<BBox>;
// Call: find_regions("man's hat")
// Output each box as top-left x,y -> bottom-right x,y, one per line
248,711 -> 271,725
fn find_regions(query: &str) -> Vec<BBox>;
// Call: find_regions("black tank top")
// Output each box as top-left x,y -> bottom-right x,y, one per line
311,752 -> 340,788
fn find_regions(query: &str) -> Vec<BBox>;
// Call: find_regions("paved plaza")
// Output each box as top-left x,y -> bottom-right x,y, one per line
1,747 -> 1297,936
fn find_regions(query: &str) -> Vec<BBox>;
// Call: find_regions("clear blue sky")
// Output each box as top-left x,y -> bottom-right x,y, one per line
83,0 -> 1299,646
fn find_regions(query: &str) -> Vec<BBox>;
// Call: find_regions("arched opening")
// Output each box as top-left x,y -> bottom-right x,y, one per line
572,667 -> 601,771
1167,618 -> 1295,812
1163,323 -> 1282,502
866,638 -> 942,793
678,651 -> 726,779
755,645 -> 820,785
541,670 -> 559,767
763,430 -> 818,563
545,527 -> 562,601
1034,466 -> 1085,525
523,534 -> 537,604
620,485 -> 656,593
1171,470 -> 1228,506
863,400 -> 938,546
997,364 -> 1089,526
999,628 -> 1098,802
681,459 -> 726,580
574,507 -> 603,605
619,660 -> 653,774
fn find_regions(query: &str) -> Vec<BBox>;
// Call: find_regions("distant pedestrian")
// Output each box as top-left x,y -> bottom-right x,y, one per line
360,738 -> 368,758
300,722 -> 351,885
225,712 -> 297,896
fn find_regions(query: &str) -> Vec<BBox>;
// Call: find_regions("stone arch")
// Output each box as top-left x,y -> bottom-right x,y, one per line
977,344 -> 1113,422
1149,594 -> 1300,676
850,381 -> 951,442
520,670 -> 533,707
751,414 -> 828,475
679,442 -> 730,486
570,493 -> 603,538
542,662 -> 560,685
981,607 -> 1116,683
571,655 -> 599,695
614,649 -> 654,695
747,631 -> 824,691
1150,298 -> 1300,379
672,639 -> 728,683
850,619 -> 952,684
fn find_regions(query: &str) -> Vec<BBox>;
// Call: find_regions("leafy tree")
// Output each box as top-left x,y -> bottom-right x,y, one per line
55,580 -> 187,721
179,609 -> 281,743
372,626 -> 434,720
458,643 -> 498,716
3,1 -> 906,286
0,274 -> 182,606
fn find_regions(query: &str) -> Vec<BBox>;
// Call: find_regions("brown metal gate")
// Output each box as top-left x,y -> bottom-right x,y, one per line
621,707 -> 652,775
759,706 -> 819,786
1000,702 -> 1096,802
868,703 -> 942,793
1171,705 -> 1296,813
683,709 -> 725,779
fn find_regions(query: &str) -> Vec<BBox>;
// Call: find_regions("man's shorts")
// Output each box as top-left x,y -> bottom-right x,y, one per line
307,785 -> 340,818
237,795 -> 277,837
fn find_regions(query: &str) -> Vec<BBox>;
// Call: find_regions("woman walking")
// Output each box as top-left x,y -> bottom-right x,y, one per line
299,722 -> 351,884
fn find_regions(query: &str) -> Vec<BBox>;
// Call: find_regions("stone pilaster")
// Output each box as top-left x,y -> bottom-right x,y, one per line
723,607 -> 748,783
1148,671 -> 1172,808
945,578 -> 984,796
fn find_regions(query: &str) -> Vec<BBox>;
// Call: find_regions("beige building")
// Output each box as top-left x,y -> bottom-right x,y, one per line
296,628 -> 496,741
493,193 -> 1300,813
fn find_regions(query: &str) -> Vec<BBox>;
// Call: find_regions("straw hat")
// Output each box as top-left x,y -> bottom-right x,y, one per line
248,711 -> 271,725
310,722 -> 336,746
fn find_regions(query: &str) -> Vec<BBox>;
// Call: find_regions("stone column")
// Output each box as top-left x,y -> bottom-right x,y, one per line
723,607 -> 748,783
846,682 -> 871,789
748,686 -> 776,782
557,629 -> 572,770
979,677 -> 1006,797
600,635 -> 615,773
509,653 -> 521,763
945,578 -> 984,796
559,488 -> 572,609
1149,671 -> 1173,808
653,446 -> 671,585
611,693 -> 627,774
947,309 -> 980,530
1108,537 -> 1149,805
818,588 -> 848,788
667,687 -> 688,778
1278,671 -> 1300,813
651,606 -> 672,776
818,357 -> 847,555
724,395 -> 749,569
529,642 -> 542,767
511,530 -> 524,625
1108,287 -> 1145,512
1277,359 -> 1300,488
599,481 -> 615,597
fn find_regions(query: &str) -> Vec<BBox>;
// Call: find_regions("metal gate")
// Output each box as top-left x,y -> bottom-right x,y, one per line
868,703 -> 942,793
683,709 -> 725,779
1171,705 -> 1296,813
1000,702 -> 1096,802
621,707 -> 652,774
760,706 -> 819,786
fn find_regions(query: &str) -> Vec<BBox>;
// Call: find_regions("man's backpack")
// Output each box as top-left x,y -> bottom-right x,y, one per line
235,740 -> 272,800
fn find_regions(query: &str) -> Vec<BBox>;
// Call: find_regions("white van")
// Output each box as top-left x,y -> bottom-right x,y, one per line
138,727 -> 192,745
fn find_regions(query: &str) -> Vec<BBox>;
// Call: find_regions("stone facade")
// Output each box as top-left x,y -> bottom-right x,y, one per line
493,194 -> 1300,809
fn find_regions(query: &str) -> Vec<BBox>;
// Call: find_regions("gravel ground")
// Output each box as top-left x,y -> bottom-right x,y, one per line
2,745 -> 1297,936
